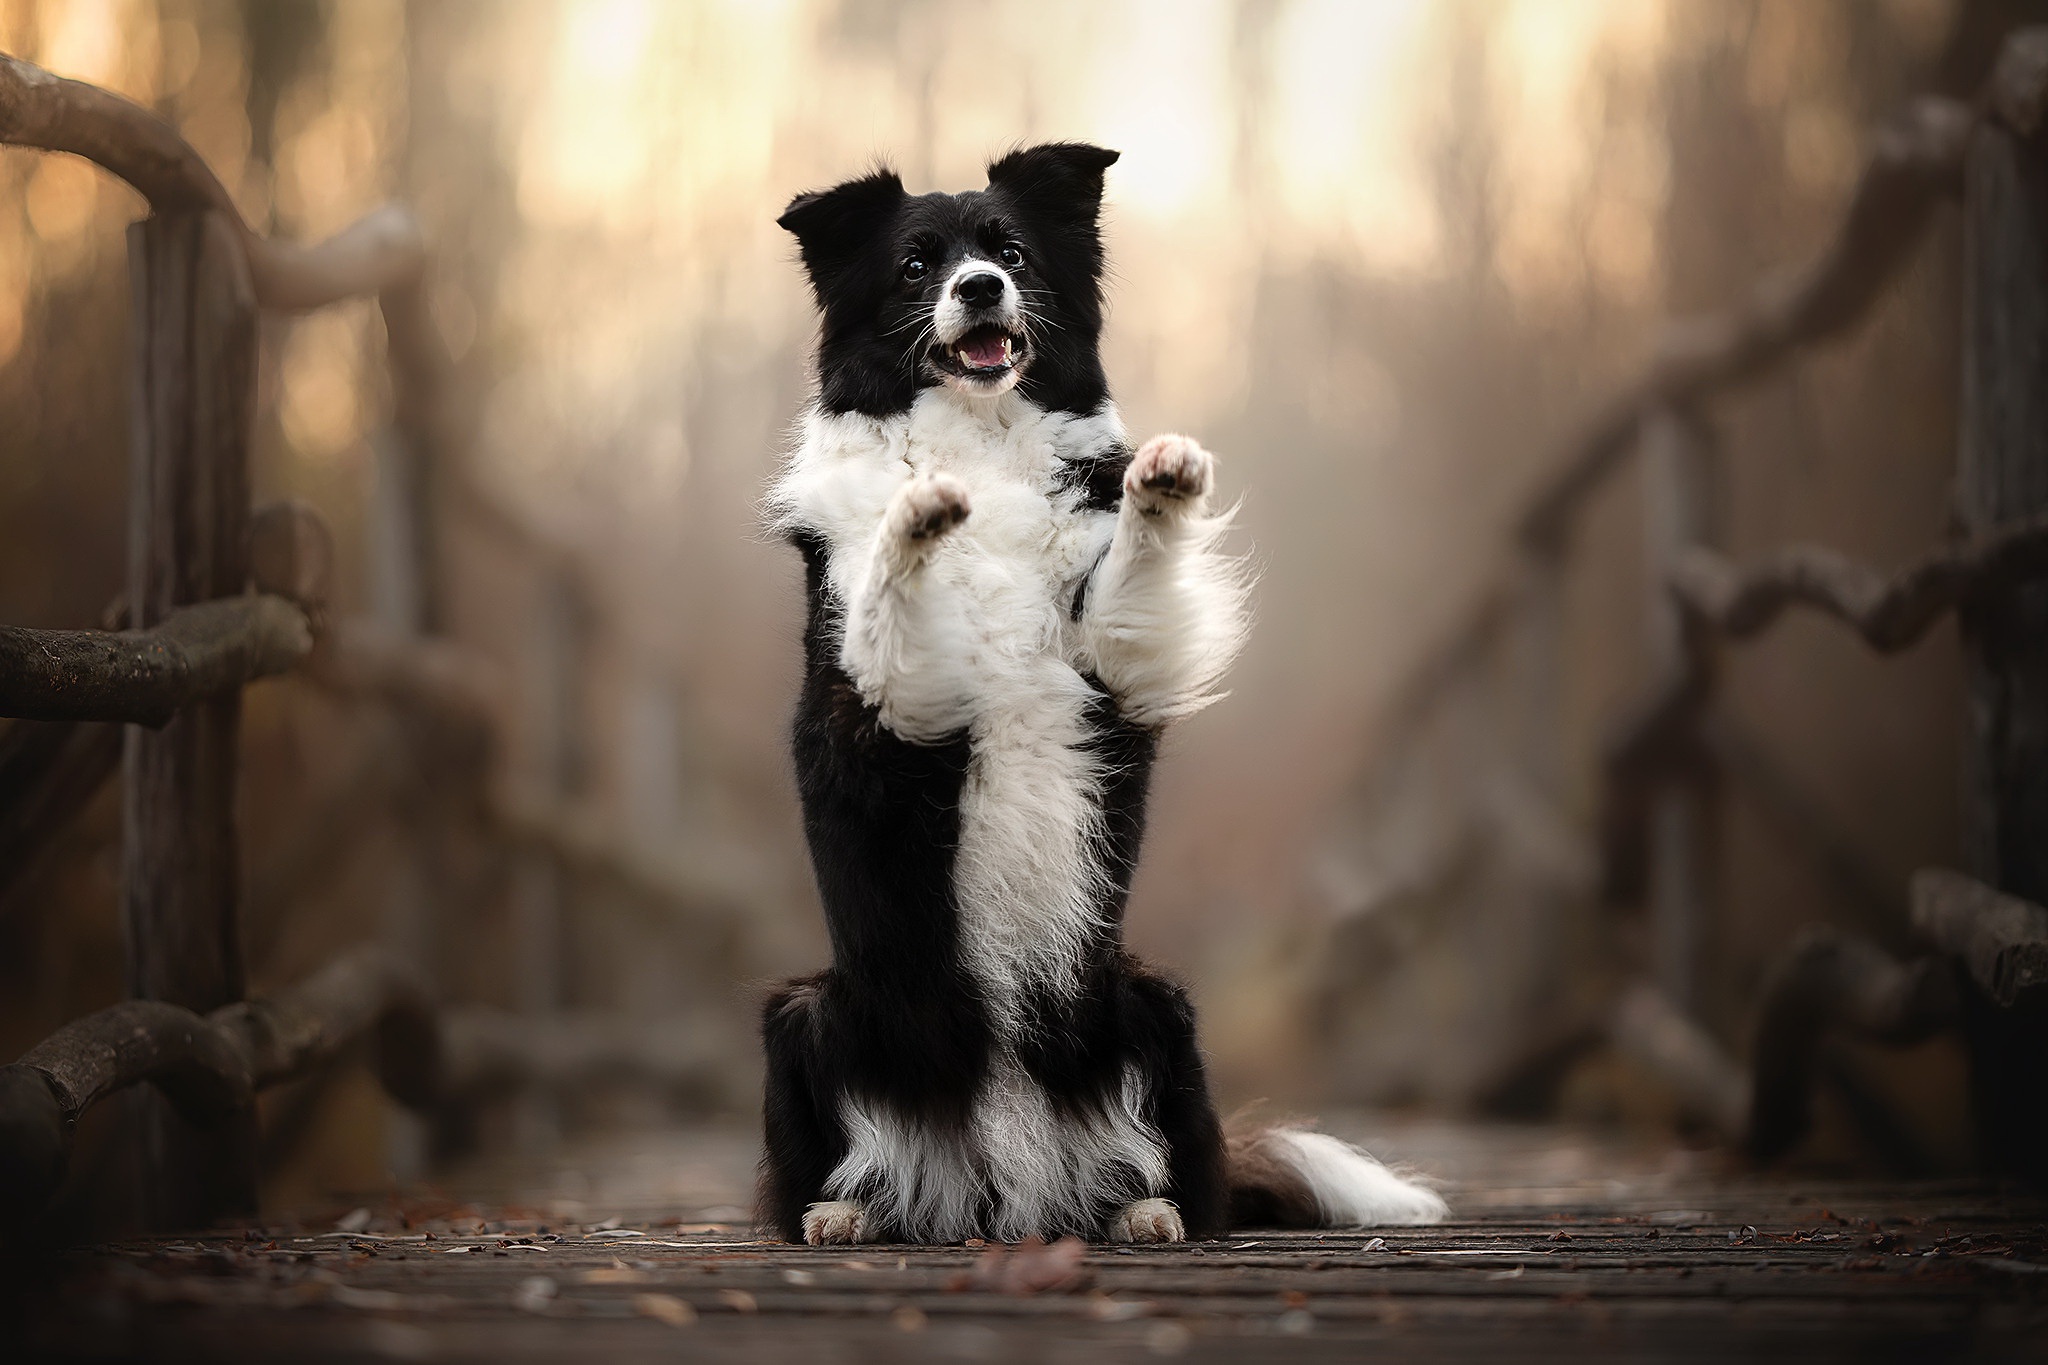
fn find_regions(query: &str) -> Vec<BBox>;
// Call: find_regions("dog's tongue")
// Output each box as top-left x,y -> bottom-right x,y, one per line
959,334 -> 1008,369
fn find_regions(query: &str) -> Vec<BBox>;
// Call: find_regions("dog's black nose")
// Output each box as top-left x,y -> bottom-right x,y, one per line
954,272 -> 1006,309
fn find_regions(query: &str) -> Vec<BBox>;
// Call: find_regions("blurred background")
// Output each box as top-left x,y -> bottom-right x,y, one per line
3,0 -> 2037,1220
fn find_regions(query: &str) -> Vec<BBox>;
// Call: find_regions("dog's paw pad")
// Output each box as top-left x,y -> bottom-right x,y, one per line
1105,1197 -> 1184,1244
892,473 -> 972,543
1126,435 -> 1213,511
802,1200 -> 869,1246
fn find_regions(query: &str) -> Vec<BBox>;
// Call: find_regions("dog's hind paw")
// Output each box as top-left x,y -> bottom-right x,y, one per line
802,1200 -> 870,1245
1105,1197 -> 1183,1244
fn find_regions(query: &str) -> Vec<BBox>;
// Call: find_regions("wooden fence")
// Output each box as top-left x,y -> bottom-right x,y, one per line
1333,29 -> 2048,1176
0,53 -> 762,1235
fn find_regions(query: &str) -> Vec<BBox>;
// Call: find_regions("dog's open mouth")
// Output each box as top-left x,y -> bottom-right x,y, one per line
931,325 -> 1025,381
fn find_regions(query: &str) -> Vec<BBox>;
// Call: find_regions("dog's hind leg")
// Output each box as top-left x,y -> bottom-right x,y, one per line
1079,435 -> 1249,728
1113,964 -> 1229,1241
759,974 -> 860,1244
838,472 -> 981,742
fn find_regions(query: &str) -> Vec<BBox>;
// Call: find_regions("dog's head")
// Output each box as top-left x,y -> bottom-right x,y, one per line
779,143 -> 1119,417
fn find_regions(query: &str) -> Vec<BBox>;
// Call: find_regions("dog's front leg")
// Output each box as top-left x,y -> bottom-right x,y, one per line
840,472 -> 979,742
1080,435 -> 1248,727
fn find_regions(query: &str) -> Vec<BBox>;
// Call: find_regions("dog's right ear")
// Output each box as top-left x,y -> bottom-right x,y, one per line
778,168 -> 907,299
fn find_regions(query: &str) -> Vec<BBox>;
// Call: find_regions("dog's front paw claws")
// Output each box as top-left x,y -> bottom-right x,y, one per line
892,473 -> 972,544
802,1200 -> 870,1246
1126,435 -> 1213,514
1105,1197 -> 1184,1244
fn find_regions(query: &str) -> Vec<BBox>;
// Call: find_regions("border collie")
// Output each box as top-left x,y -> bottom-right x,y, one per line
761,143 -> 1445,1244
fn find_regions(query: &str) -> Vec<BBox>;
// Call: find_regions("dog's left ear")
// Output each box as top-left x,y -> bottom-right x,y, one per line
986,143 -> 1120,226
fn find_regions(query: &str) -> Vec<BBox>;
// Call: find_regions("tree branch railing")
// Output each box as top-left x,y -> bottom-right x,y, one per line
0,596 -> 312,726
0,47 -> 768,1230
0,54 -> 426,312
1337,28 -> 2048,1174
1912,868 -> 2048,1009
1743,927 -> 1958,1162
1374,91 -> 1978,757
1516,96 -> 1974,553
1669,512 -> 2048,653
0,491 -> 337,727
0,944 -> 437,1227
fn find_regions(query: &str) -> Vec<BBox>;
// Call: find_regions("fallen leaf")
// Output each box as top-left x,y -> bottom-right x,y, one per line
634,1293 -> 697,1328
1145,1321 -> 1193,1356
1088,1294 -> 1152,1322
514,1276 -> 558,1314
336,1208 -> 373,1234
333,1284 -> 441,1313
892,1305 -> 927,1332
971,1236 -> 1091,1295
578,1266 -> 650,1285
718,1288 -> 759,1313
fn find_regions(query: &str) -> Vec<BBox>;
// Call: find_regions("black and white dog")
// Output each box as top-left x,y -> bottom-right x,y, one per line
760,143 -> 1444,1245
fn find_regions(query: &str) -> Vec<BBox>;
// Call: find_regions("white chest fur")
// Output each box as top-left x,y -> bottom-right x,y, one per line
773,390 -> 1125,1027
773,391 -> 1172,1239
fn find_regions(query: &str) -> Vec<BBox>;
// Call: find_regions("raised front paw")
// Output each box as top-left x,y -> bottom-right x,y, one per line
1105,1197 -> 1184,1244
802,1200 -> 871,1245
1125,435 -> 1213,517
888,472 -> 972,546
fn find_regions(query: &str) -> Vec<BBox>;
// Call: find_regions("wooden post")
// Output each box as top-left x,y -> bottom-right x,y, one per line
123,209 -> 259,1228
1510,548 -> 1566,804
368,428 -> 434,1182
1955,29 -> 2048,1179
1640,405 -> 1717,1013
509,567 -> 587,1152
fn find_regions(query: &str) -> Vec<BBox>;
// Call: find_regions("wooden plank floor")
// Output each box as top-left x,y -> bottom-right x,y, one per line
18,1117 -> 2048,1363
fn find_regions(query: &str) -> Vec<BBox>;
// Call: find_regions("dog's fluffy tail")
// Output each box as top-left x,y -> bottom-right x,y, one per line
1226,1125 -> 1448,1228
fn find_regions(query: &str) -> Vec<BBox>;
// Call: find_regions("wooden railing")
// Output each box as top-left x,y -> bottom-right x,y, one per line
1337,29 -> 2048,1178
0,53 -> 758,1234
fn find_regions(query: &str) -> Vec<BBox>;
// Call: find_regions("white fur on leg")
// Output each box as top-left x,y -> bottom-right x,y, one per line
1080,434 -> 1251,728
1269,1130 -> 1448,1226
829,1061 -> 1168,1245
838,472 -> 980,742
1106,1197 -> 1183,1243
802,1200 -> 872,1245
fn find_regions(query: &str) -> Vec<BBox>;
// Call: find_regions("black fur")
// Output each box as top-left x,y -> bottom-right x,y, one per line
776,143 -> 1118,418
762,145 -> 1229,1244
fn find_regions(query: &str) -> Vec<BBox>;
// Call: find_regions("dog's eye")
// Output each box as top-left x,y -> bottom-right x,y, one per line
997,243 -> 1025,268
902,256 -> 927,282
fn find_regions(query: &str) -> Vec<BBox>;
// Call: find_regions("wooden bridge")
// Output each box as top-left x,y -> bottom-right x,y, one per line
4,22 -> 2048,1365
15,1117 -> 2048,1362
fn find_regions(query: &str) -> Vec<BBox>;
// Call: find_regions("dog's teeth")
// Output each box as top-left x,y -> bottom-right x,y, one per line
1001,336 -> 1013,361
